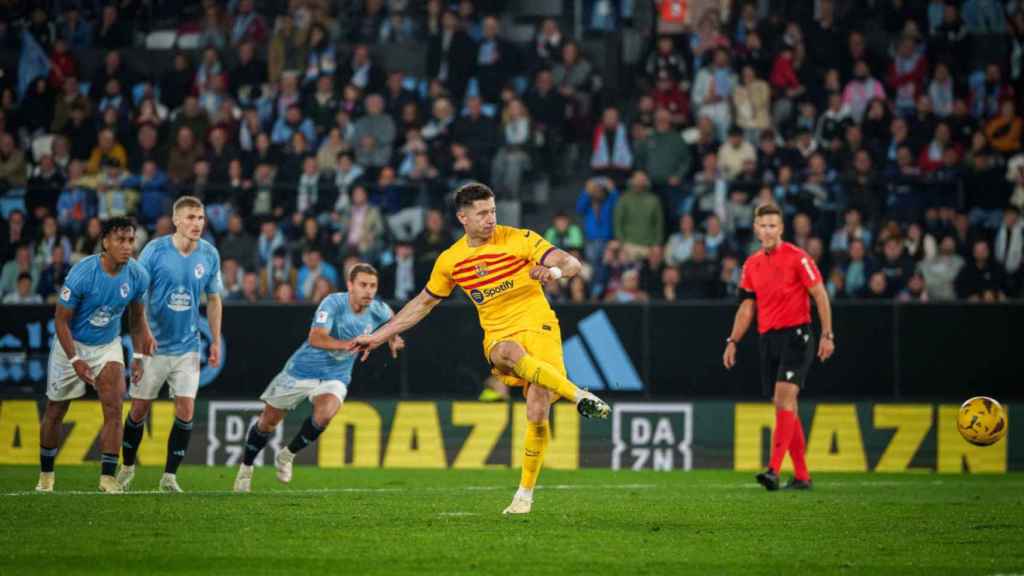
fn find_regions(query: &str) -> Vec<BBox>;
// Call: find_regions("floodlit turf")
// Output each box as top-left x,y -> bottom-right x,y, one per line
1,466 -> 1023,575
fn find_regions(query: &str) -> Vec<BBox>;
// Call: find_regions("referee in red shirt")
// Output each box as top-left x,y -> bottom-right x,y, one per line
723,203 -> 835,490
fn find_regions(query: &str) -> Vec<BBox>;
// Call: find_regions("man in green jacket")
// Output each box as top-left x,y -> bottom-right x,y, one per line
614,171 -> 665,261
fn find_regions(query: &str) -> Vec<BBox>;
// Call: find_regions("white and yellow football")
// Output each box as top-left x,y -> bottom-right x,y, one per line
957,396 -> 1008,446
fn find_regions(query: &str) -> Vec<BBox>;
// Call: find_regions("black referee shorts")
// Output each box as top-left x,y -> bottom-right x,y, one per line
759,324 -> 815,394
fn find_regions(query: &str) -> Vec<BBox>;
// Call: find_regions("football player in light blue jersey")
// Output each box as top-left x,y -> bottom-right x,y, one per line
38,217 -> 155,494
233,263 -> 404,492
119,196 -> 224,493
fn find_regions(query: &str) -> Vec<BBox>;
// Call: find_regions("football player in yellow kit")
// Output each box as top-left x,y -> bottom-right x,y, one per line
351,182 -> 610,514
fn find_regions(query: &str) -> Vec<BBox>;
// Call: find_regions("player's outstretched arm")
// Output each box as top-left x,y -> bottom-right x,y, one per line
531,248 -> 582,283
308,326 -> 354,351
350,289 -> 441,360
808,283 -> 835,361
723,299 -> 755,369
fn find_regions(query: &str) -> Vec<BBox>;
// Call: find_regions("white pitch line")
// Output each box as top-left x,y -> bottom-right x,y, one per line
0,483 -> 658,498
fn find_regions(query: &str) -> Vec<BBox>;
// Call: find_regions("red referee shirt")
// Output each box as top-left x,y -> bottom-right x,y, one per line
739,242 -> 822,334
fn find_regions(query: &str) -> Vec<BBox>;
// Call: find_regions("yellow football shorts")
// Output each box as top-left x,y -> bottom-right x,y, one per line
483,325 -> 566,401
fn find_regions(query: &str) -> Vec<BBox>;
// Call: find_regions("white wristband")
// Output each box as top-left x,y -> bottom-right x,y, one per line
548,266 -> 563,280
69,355 -> 81,364
132,352 -> 147,360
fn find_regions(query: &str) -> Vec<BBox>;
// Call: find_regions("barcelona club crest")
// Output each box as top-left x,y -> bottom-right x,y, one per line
474,264 -> 489,277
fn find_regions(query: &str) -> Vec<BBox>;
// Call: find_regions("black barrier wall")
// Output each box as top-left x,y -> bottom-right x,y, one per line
0,303 -> 1019,400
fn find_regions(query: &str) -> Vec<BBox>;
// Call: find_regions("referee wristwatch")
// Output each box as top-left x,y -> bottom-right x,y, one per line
822,332 -> 835,341
725,337 -> 738,345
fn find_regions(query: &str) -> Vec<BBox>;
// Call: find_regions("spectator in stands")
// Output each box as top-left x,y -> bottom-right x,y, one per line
297,247 -> 339,301
260,245 -> 294,297
878,236 -> 915,295
36,243 -> 71,301
732,65 -> 770,142
27,154 -> 65,220
887,34 -> 929,117
898,271 -> 930,301
635,107 -> 690,204
843,61 -> 886,123
304,24 -> 337,86
238,271 -> 262,302
693,48 -> 735,140
268,16 -> 308,85
428,10 -> 476,102
96,4 -> 131,50
220,213 -> 259,272
863,271 -> 890,299
3,269 -> 42,304
475,16 -> 520,105
72,217 -> 103,264
984,100 -> 1022,155
956,238 -> 1007,300
591,106 -> 633,182
0,132 -> 27,190
646,35 -> 689,90
59,6 -> 93,50
842,238 -> 873,296
533,18 -> 562,71
677,238 -> 718,299
413,208 -> 452,267
354,93 -> 396,168
543,211 -> 583,253
0,244 -> 38,297
379,240 -> 421,303
665,213 -> 698,266
605,267 -> 648,303
1,211 -> 28,263
221,257 -> 243,300
969,63 -> 1013,120
614,171 -> 663,261
994,206 -> 1024,296
718,126 -> 757,180
230,0 -> 268,46
294,156 -> 335,217
491,98 -> 532,201
341,184 -> 385,258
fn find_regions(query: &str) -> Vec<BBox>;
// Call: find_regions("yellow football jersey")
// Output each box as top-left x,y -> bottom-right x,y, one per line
425,225 -> 559,341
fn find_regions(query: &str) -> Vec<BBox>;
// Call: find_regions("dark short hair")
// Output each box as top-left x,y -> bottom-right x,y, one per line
16,272 -> 32,282
454,182 -> 495,210
349,263 -> 378,282
101,217 -> 136,239
754,203 -> 783,219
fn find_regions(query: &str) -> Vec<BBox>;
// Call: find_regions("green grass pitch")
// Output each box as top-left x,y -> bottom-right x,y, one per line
1,465 -> 1023,575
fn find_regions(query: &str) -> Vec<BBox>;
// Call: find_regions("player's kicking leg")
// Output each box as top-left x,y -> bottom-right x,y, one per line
503,384 -> 552,515
489,341 -> 610,420
95,362 -> 128,493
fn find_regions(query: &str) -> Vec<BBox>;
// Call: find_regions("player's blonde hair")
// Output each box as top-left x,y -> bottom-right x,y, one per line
173,195 -> 205,214
754,203 -> 782,219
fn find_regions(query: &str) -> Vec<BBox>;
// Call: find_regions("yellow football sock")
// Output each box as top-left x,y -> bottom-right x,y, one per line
519,421 -> 549,490
513,354 -> 580,401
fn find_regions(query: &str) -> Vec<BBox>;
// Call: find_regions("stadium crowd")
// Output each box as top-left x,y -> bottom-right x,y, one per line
0,0 -> 1023,306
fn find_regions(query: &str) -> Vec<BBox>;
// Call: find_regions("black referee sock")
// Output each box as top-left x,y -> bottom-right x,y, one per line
243,424 -> 271,466
164,418 -> 193,474
101,453 -> 119,476
121,416 -> 146,466
286,417 -> 325,454
40,445 -> 57,473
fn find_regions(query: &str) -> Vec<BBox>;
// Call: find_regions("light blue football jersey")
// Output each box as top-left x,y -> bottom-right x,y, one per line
138,236 -> 223,356
58,255 -> 150,345
285,293 -> 393,383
